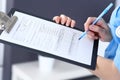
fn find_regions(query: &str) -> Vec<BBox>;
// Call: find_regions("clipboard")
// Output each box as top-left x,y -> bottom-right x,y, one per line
0,8 -> 99,70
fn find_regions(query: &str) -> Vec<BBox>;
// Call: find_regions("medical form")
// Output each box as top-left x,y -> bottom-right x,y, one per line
0,10 -> 98,70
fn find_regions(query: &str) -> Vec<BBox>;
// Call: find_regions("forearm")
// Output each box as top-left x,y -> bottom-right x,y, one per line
90,56 -> 120,80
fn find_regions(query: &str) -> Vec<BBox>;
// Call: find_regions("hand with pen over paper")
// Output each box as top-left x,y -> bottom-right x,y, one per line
53,11 -> 120,80
84,17 -> 112,42
53,14 -> 112,42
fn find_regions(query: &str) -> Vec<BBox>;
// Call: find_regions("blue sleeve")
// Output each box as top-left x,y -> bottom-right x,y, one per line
105,6 -> 120,72
105,39 -> 118,60
109,6 -> 120,43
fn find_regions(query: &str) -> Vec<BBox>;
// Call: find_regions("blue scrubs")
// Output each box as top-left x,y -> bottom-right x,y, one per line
105,6 -> 120,72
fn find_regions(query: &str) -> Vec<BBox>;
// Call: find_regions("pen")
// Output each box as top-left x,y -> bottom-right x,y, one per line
79,3 -> 113,40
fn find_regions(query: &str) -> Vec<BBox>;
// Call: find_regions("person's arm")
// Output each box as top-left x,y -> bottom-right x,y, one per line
53,15 -> 120,80
83,17 -> 120,80
91,56 -> 120,80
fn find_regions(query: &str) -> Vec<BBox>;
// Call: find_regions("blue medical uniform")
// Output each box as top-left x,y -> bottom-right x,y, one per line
105,6 -> 120,72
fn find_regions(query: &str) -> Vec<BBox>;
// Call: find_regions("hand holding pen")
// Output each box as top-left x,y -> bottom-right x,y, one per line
53,3 -> 113,42
79,3 -> 113,40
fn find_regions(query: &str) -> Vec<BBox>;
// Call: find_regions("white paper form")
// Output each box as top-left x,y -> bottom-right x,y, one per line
0,11 -> 94,65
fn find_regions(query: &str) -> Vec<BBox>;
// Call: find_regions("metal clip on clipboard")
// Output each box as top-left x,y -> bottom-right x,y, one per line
0,11 -> 18,33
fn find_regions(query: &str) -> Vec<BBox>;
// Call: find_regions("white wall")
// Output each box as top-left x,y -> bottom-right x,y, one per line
0,0 -> 7,12
0,0 -> 7,80
0,0 -> 14,13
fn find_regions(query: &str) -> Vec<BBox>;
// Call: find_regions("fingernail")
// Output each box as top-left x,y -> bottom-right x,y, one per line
71,25 -> 74,28
61,22 -> 64,24
56,20 -> 59,24
66,24 -> 69,26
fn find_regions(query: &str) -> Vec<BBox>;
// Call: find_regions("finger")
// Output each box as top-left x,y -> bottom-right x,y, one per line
66,17 -> 72,26
87,31 -> 99,40
87,35 -> 99,40
60,14 -> 68,25
53,16 -> 61,23
89,25 -> 104,35
96,18 -> 108,30
84,17 -> 96,31
71,20 -> 76,28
